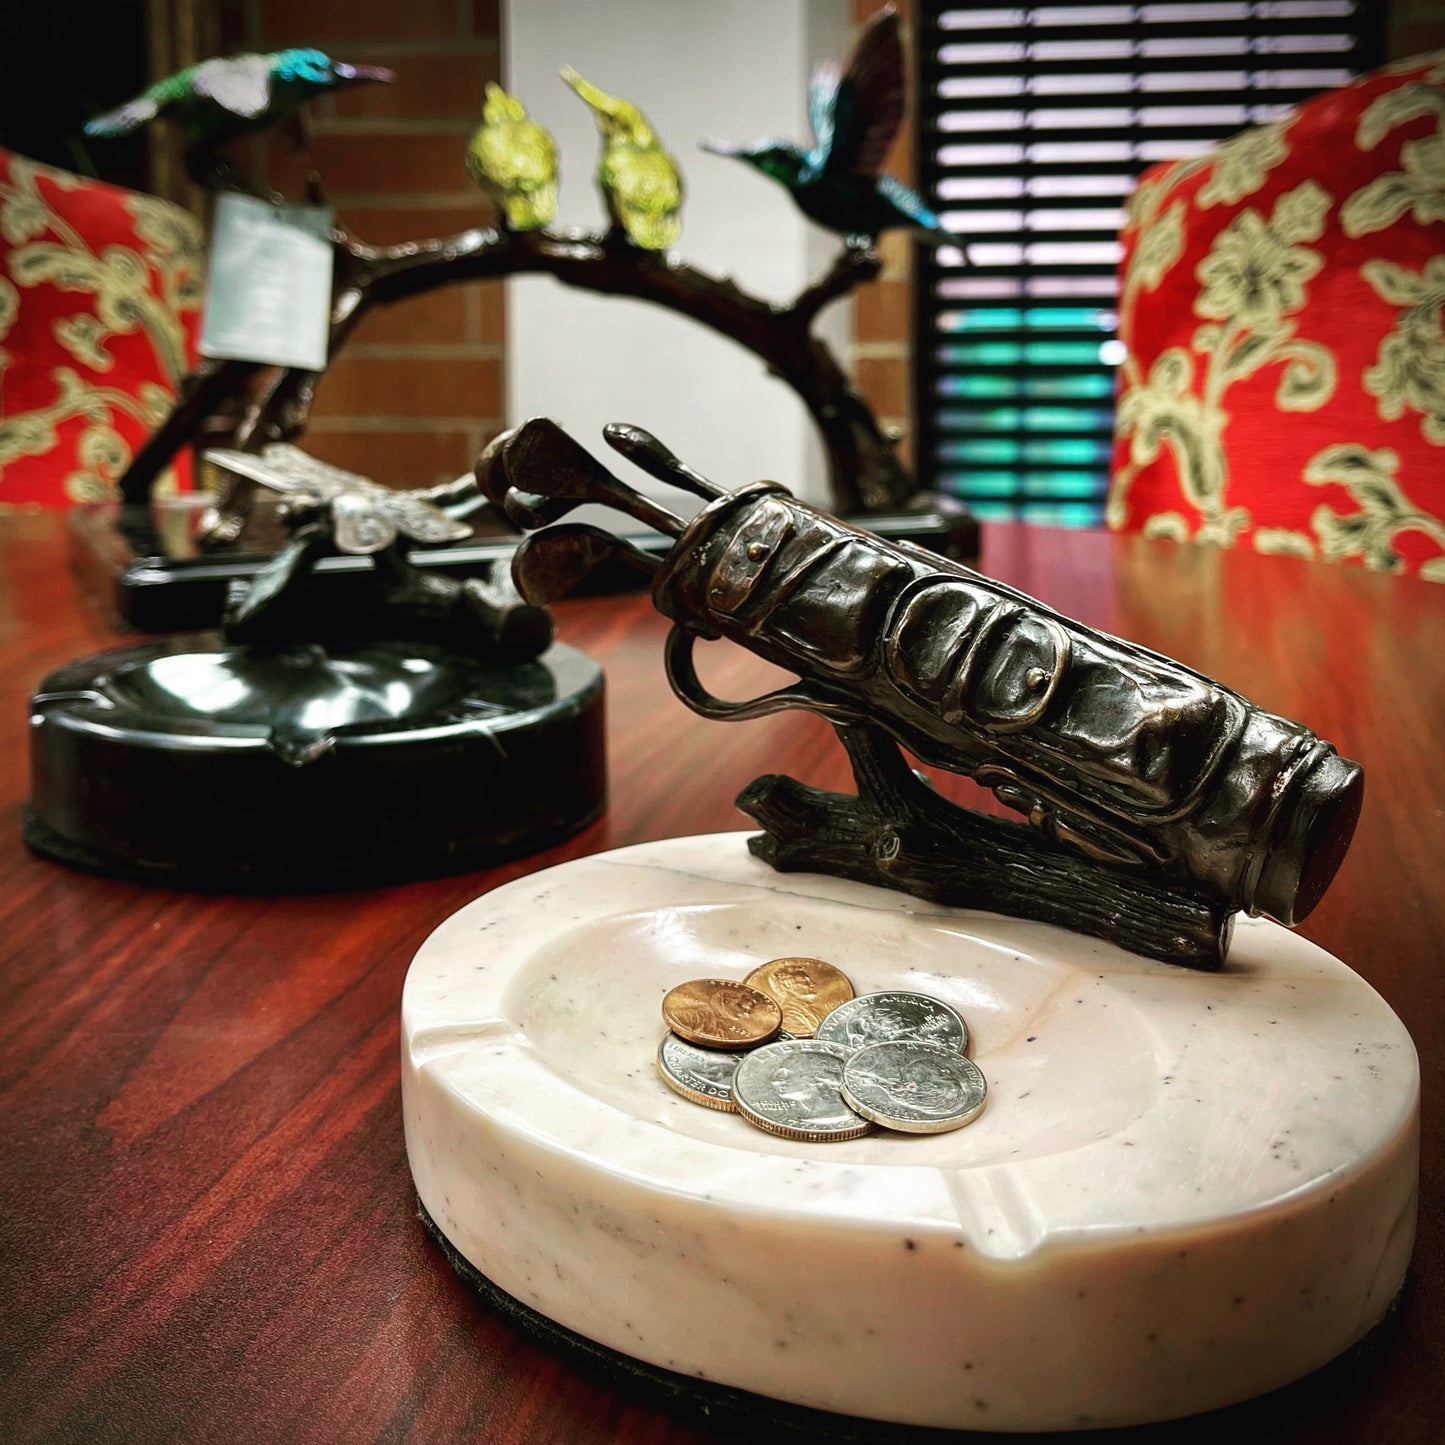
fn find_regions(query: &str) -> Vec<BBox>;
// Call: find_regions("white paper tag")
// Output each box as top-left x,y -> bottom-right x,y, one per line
199,193 -> 334,371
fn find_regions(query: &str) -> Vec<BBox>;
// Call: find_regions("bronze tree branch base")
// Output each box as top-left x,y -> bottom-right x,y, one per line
738,725 -> 1233,971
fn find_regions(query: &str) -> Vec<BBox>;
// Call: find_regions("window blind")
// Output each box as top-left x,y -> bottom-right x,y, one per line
914,1 -> 1385,525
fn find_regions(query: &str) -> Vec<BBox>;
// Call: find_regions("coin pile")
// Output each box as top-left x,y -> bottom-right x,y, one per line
656,957 -> 987,1142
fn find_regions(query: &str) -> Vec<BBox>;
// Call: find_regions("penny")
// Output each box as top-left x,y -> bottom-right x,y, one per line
656,1033 -> 742,1111
662,978 -> 783,1050
814,990 -> 969,1055
730,1039 -> 873,1142
743,957 -> 855,1038
841,1040 -> 987,1134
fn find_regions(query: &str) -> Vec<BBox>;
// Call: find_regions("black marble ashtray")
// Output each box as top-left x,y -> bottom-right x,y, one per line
25,634 -> 604,889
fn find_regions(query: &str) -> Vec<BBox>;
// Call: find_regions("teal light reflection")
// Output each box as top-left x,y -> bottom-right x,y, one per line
1022,470 -> 1109,497
936,407 -> 1023,431
930,289 -> 1121,524
1022,439 -> 1113,464
937,307 -> 1114,332
1026,374 -> 1114,398
938,438 -> 1022,463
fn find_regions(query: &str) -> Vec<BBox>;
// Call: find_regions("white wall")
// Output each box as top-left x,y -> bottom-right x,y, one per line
505,0 -> 849,528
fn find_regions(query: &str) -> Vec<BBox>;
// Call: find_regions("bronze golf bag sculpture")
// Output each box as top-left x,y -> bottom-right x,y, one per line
477,419 -> 1364,970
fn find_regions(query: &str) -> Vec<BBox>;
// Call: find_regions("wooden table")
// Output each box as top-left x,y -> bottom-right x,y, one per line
1,514 -> 1440,1444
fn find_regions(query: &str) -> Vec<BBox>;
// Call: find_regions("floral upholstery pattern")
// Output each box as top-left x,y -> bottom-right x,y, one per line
0,150 -> 204,508
1109,53 -> 1445,581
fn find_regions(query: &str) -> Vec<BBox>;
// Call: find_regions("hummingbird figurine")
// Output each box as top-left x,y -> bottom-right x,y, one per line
702,6 -> 949,247
465,83 -> 560,232
85,49 -> 395,149
561,65 -> 683,251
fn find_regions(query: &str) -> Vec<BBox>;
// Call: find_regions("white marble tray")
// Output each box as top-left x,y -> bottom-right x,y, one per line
401,833 -> 1418,1432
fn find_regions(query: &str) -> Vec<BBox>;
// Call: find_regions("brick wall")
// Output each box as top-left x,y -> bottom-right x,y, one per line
235,0 -> 915,493
247,0 -> 504,487
848,0 -> 916,477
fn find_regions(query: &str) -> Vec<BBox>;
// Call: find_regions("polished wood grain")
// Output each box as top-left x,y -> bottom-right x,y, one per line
0,515 -> 1441,1445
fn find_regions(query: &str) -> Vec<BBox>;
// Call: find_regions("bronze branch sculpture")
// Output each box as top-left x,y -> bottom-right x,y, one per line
475,419 -> 1365,970
119,224 -> 910,527
104,23 -> 941,532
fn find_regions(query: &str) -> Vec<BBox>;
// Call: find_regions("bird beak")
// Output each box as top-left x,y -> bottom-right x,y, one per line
333,63 -> 396,84
560,65 -> 610,114
700,140 -> 739,157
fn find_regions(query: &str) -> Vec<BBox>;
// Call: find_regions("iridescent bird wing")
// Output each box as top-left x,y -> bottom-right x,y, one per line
190,54 -> 275,119
373,492 -> 475,546
87,59 -> 224,137
824,5 -> 905,179
808,61 -> 840,160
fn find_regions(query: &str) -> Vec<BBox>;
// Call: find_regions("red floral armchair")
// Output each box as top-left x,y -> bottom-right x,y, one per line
0,150 -> 204,509
1109,52 -> 1445,581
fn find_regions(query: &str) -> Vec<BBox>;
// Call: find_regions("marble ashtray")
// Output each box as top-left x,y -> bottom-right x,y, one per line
26,636 -> 604,888
401,834 -> 1418,1432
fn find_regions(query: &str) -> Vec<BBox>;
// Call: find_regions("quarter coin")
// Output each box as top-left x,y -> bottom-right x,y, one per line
841,1040 -> 987,1134
744,957 -> 855,1038
662,978 -> 783,1050
731,1039 -> 873,1142
814,991 -> 969,1055
656,1033 -> 742,1111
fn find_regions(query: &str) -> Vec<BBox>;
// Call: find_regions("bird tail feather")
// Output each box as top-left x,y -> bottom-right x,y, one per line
84,97 -> 161,138
913,225 -> 970,257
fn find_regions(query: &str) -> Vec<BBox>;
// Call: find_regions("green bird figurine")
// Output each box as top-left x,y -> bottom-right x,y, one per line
465,83 -> 559,232
84,48 -> 395,149
561,65 -> 683,251
703,6 -> 951,247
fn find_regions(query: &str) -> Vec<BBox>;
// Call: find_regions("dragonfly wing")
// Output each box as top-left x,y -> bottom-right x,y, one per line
261,444 -> 379,500
380,492 -> 475,546
205,447 -> 312,498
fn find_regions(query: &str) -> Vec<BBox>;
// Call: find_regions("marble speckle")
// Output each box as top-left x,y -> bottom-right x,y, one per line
401,832 -> 1420,1433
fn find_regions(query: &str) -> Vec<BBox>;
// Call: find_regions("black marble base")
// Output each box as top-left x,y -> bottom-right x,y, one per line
25,635 -> 605,890
68,495 -> 978,634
